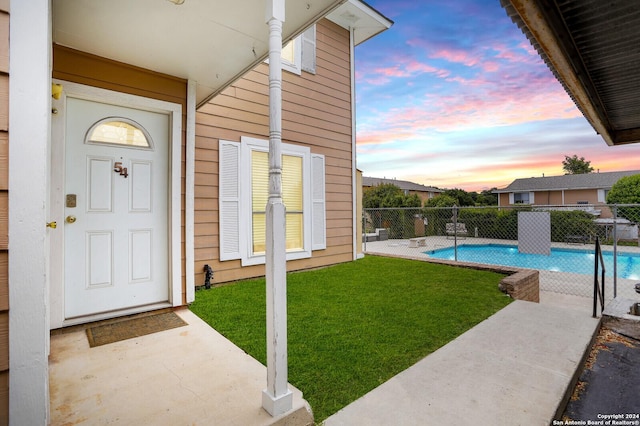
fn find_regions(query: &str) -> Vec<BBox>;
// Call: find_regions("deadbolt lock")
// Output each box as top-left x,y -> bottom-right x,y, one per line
66,194 -> 77,208
46,222 -> 57,229
66,215 -> 77,224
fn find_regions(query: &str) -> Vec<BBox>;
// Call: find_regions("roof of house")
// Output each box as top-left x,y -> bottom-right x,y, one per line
494,170 -> 640,193
501,0 -> 640,146
362,177 -> 443,193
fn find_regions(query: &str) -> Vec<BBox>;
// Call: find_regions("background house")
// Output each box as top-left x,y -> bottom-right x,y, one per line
362,176 -> 443,205
493,170 -> 640,218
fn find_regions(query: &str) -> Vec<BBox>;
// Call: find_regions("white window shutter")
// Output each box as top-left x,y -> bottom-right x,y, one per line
597,189 -> 605,202
509,193 -> 514,204
301,25 -> 316,74
311,153 -> 326,250
529,192 -> 535,204
219,140 -> 241,260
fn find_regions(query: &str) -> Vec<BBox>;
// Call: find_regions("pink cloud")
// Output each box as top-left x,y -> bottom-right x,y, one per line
430,48 -> 480,67
359,58 -> 452,86
482,61 -> 500,72
357,87 -> 582,148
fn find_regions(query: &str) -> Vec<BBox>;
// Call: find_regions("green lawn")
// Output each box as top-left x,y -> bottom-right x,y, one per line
190,255 -> 511,422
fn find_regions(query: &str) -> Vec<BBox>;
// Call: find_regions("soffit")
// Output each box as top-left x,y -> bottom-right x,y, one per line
502,0 -> 640,146
53,0 -> 344,107
327,0 -> 393,45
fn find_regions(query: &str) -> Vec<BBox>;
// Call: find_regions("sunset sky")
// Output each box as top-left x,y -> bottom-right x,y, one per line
354,0 -> 640,192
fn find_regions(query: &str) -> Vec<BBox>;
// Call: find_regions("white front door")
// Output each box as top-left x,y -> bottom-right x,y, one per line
64,97 -> 170,318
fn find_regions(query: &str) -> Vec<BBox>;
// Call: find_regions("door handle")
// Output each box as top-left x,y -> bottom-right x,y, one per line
66,215 -> 77,224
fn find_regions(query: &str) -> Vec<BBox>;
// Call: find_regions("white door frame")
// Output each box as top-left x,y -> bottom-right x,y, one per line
50,80 -> 183,328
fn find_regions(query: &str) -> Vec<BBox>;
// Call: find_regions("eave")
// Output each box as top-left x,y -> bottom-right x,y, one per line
502,0 -> 640,146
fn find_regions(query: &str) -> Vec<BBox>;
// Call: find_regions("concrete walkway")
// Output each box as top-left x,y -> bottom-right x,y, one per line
324,300 -> 600,426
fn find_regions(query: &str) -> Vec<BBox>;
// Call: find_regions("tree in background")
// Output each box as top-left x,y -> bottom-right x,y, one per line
473,188 -> 498,206
424,194 -> 457,208
606,174 -> 640,224
363,183 -> 421,208
362,183 -> 421,238
425,188 -> 497,207
562,154 -> 594,174
442,188 -> 475,206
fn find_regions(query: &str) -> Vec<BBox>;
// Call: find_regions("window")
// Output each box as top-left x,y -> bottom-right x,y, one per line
281,38 -> 302,75
513,192 -> 530,204
267,25 -> 316,75
251,150 -> 304,254
85,118 -> 152,149
597,189 -> 608,203
219,137 -> 326,266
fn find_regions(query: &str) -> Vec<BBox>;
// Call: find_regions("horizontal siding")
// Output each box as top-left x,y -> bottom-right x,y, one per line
194,18 -> 353,285
0,132 -> 6,189
0,12 -> 6,73
0,369 -> 6,423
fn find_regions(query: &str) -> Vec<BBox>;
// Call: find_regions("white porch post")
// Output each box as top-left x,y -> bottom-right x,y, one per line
9,0 -> 52,424
262,0 -> 293,417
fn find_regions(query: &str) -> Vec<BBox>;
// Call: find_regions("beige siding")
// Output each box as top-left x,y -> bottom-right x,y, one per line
0,6 -> 7,424
563,189 -> 598,204
547,191 -> 564,205
194,19 -> 353,285
52,45 -> 189,304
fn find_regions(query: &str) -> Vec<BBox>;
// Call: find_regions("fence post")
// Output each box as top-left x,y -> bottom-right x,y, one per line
453,205 -> 458,261
613,204 -> 618,298
362,209 -> 366,252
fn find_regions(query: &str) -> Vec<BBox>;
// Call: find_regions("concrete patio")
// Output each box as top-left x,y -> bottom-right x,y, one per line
49,308 -> 313,426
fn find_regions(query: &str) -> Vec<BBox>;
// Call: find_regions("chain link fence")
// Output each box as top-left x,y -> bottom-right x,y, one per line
363,205 -> 640,302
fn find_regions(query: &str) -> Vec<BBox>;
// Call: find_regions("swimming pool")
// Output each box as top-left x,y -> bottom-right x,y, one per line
425,244 -> 640,280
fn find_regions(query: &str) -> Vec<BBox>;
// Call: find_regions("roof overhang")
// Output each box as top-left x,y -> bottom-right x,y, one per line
53,0 -> 345,107
327,0 -> 393,46
53,0 -> 391,108
502,0 -> 640,146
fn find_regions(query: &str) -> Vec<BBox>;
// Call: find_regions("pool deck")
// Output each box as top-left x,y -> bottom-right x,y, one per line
363,237 -> 640,302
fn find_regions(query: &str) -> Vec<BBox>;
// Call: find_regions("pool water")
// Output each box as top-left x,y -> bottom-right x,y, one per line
425,244 -> 640,280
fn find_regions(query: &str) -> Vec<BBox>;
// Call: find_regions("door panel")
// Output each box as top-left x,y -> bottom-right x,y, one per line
87,231 -> 113,287
87,157 -> 113,212
130,161 -> 152,212
64,98 -> 169,318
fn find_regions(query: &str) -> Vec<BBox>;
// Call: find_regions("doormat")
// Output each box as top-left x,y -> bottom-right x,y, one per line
86,311 -> 188,348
